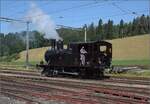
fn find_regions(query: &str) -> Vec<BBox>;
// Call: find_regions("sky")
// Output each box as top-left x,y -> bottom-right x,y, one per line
0,0 -> 149,34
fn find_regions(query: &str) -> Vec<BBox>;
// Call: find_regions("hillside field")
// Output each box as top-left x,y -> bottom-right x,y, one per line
15,34 -> 150,66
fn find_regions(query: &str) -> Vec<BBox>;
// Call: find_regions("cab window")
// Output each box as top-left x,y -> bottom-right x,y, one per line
100,46 -> 106,52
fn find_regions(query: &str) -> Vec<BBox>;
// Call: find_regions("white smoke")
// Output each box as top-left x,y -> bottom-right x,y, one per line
26,3 -> 60,40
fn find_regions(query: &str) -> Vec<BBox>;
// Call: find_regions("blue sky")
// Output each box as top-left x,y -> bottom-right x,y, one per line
0,0 -> 149,33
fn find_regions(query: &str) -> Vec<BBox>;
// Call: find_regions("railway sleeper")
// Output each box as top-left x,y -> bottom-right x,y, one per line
94,89 -> 149,103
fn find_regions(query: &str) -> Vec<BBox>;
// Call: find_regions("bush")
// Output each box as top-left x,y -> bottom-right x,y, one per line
0,53 -> 20,62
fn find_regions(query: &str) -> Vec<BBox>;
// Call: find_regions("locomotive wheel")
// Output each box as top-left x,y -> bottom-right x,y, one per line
44,70 -> 56,77
93,70 -> 101,79
41,68 -> 49,77
41,68 -> 56,77
51,70 -> 58,77
79,68 -> 86,78
99,71 -> 104,78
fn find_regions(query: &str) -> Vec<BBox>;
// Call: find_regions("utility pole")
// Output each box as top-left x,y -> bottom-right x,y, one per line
84,24 -> 87,42
149,0 -> 150,17
0,17 -> 31,69
149,0 -> 150,57
26,21 -> 30,69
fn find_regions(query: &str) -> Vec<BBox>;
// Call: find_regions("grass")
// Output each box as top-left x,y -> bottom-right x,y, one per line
107,34 -> 150,60
16,47 -> 49,62
0,61 -> 39,70
0,61 -> 39,66
112,59 -> 150,66
108,70 -> 150,78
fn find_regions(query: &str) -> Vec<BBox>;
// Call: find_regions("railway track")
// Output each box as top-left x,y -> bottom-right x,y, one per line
1,79 -> 149,104
0,68 -> 150,85
1,76 -> 150,101
0,78 -> 108,104
0,68 -> 40,76
1,73 -> 149,96
1,71 -> 150,104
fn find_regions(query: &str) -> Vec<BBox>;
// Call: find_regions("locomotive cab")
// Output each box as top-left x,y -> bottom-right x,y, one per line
68,41 -> 112,68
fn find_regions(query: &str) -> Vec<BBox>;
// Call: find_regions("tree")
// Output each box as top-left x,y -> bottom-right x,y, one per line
132,18 -> 138,35
139,14 -> 146,34
0,33 -> 5,56
113,24 -> 119,38
96,19 -> 104,40
127,22 -> 132,36
4,33 -> 25,55
87,22 -> 96,41
106,20 -> 114,39
103,23 -> 108,40
147,16 -> 150,33
119,19 -> 124,38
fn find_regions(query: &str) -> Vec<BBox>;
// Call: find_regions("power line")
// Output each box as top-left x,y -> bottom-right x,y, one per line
1,9 -> 148,27
8,0 -> 131,23
56,24 -> 87,42
2,0 -> 123,20
2,0 -> 58,17
0,17 -> 26,23
6,1 -> 101,18
111,2 -> 128,14
111,2 -> 138,15
19,1 -> 107,19
3,0 -> 56,9
1,1 -> 148,28
56,25 -> 82,30
67,9 -> 148,26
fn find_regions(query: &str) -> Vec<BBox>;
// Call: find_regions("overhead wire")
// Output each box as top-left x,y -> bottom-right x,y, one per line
1,0 -> 57,17
2,0 -> 123,20
1,1 -> 109,24
19,1 -> 108,19
1,0 -> 149,28
67,9 -> 148,26
111,2 -> 138,15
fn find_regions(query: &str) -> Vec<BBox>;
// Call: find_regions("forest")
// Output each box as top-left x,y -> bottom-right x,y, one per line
0,15 -> 150,58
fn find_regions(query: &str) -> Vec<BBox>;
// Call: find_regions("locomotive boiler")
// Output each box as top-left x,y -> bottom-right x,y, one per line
37,39 -> 112,78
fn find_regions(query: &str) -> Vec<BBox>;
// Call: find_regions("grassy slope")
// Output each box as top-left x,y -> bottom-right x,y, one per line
108,34 -> 150,65
14,34 -> 150,65
108,34 -> 150,60
16,47 -> 49,62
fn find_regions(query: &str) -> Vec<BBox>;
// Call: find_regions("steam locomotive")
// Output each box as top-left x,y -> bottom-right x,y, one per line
37,39 -> 112,78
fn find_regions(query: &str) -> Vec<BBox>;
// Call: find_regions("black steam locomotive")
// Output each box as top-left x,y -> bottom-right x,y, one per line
37,39 -> 112,78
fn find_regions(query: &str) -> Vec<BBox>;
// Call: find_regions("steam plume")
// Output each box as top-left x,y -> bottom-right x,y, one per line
26,3 -> 60,40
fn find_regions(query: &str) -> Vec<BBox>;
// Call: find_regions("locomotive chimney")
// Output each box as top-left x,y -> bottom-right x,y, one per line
50,39 -> 56,50
57,40 -> 63,50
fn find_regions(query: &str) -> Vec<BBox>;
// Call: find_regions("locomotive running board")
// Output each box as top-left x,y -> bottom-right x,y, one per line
36,64 -> 90,69
58,71 -> 79,76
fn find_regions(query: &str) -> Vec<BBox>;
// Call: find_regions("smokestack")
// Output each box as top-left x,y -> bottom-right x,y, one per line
50,39 -> 56,50
57,40 -> 63,50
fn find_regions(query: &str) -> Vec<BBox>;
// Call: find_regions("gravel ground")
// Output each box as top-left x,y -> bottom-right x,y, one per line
0,95 -> 25,104
0,95 -> 68,104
